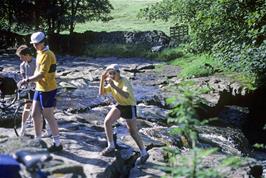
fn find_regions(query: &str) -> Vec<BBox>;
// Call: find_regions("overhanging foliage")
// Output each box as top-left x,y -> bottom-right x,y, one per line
139,0 -> 266,83
0,0 -> 113,34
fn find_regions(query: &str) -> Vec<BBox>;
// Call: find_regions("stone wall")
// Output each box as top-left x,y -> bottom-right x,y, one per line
0,30 -> 170,55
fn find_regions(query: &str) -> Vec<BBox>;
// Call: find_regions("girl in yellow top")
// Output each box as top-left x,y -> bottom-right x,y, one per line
99,64 -> 149,165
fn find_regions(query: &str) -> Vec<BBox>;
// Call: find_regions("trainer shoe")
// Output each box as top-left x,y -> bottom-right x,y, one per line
100,147 -> 115,157
48,143 -> 63,152
135,153 -> 150,166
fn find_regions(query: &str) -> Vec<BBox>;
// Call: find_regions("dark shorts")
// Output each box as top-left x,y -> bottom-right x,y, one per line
115,105 -> 137,119
33,89 -> 57,108
28,90 -> 35,100
23,90 -> 35,101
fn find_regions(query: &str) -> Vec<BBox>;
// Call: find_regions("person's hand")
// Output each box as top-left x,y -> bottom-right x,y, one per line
101,71 -> 108,81
17,79 -> 28,88
106,78 -> 115,88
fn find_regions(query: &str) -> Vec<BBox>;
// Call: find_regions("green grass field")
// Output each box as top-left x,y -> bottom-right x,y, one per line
75,0 -> 173,35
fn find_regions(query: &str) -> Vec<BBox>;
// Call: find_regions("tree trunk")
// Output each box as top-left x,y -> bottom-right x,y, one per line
69,0 -> 80,35
7,0 -> 12,32
69,0 -> 75,35
33,0 -> 40,30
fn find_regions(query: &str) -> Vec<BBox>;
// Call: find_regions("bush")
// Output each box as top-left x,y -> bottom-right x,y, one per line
85,43 -> 186,61
213,40 -> 266,85
164,81 -> 242,178
245,41 -> 266,77
147,47 -> 184,61
140,0 -> 266,87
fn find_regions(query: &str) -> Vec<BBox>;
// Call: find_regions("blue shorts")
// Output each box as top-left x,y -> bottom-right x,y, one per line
33,89 -> 57,108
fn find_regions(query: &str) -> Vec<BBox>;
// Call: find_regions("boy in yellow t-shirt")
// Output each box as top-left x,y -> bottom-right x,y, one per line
99,64 -> 149,165
18,32 -> 62,152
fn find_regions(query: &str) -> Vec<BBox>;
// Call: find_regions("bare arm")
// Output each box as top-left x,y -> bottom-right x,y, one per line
20,64 -> 26,79
18,72 -> 44,87
108,79 -> 129,98
27,72 -> 44,83
99,71 -> 108,95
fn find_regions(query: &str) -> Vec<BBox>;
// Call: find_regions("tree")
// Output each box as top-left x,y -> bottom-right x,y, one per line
139,0 -> 266,52
0,0 -> 43,32
65,0 -> 113,34
0,0 -> 113,34
0,0 -> 19,31
139,0 -> 266,79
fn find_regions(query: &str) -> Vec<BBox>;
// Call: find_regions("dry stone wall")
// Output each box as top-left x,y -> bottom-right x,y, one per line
0,30 -> 170,55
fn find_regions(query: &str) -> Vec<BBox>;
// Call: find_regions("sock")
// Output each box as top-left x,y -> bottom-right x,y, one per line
20,126 -> 25,135
47,125 -> 52,135
107,141 -> 115,149
34,135 -> 41,141
20,124 -> 26,131
21,122 -> 25,128
53,135 -> 61,146
140,148 -> 148,156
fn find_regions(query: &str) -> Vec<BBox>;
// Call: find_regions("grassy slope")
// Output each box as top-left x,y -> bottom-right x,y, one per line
168,53 -> 256,90
74,1 -> 256,89
75,0 -> 173,35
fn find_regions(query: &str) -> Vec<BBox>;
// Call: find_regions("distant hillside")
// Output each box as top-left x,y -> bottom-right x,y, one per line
74,0 -> 173,35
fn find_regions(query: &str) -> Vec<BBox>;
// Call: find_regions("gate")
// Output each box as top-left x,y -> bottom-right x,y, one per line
170,24 -> 189,42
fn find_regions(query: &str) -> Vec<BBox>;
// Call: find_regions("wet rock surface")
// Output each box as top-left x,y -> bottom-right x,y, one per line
196,125 -> 250,156
0,55 -> 265,177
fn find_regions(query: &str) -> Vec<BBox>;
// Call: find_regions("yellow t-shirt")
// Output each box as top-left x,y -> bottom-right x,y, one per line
35,49 -> 57,92
104,77 -> 136,105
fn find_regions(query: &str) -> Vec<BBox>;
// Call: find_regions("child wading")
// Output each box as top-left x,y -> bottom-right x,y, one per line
99,64 -> 149,165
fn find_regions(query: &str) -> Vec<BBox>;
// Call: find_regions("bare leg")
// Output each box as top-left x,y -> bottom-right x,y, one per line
126,119 -> 149,165
20,102 -> 32,136
31,100 -> 43,138
22,102 -> 31,126
104,107 -> 120,146
125,119 -> 145,150
42,107 -> 59,136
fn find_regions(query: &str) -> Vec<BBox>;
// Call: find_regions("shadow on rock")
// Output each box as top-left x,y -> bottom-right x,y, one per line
98,147 -> 139,178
